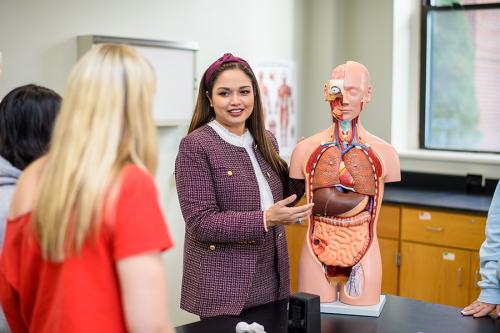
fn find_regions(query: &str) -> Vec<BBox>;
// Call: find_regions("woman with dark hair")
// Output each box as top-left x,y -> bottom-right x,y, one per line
0,84 -> 61,245
0,84 -> 61,171
0,84 -> 61,332
175,53 -> 313,318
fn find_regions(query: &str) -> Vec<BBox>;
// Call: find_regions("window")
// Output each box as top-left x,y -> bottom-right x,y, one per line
420,0 -> 500,153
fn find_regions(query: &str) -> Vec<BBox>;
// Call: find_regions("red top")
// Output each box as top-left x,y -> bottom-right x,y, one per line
0,165 -> 173,333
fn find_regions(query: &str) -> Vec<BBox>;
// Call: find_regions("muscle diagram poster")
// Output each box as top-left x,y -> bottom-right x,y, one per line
254,61 -> 297,158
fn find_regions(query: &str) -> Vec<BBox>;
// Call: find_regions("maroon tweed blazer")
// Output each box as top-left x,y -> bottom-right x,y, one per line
174,125 -> 290,317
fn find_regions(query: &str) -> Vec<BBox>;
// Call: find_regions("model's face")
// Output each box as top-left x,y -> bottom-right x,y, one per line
208,69 -> 254,135
324,63 -> 370,122
334,70 -> 365,121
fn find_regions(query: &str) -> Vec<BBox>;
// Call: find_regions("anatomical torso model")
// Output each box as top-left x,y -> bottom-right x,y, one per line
290,61 -> 400,305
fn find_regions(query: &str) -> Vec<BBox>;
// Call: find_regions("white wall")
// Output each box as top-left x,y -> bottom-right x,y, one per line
301,0 -> 346,137
0,0 -> 303,97
347,0 -> 394,143
0,0 -> 304,326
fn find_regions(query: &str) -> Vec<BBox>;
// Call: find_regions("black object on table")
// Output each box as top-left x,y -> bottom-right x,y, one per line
288,292 -> 320,333
175,295 -> 500,333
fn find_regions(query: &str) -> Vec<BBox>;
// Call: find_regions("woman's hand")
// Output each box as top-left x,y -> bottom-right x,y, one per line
265,194 -> 314,227
462,300 -> 497,318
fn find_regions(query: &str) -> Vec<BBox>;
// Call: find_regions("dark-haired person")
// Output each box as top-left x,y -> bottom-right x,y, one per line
175,53 -> 314,318
0,83 -> 61,244
0,84 -> 61,332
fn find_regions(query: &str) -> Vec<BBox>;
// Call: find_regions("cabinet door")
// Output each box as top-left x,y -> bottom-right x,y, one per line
286,223 -> 307,293
469,251 -> 481,304
400,242 -> 471,307
401,207 -> 486,250
379,238 -> 399,295
286,195 -> 308,293
377,204 -> 400,239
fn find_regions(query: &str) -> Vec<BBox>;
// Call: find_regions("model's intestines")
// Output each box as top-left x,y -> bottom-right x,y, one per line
313,211 -> 371,266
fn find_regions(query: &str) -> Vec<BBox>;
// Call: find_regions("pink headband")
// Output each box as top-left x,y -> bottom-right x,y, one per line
203,53 -> 253,88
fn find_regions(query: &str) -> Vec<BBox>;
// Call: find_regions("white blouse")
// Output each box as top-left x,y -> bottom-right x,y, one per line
208,120 -> 275,212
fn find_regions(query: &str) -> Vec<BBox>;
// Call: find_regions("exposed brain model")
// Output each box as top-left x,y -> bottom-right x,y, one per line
290,61 -> 400,305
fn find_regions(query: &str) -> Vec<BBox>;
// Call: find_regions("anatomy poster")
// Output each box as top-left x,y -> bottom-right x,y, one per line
254,61 -> 297,158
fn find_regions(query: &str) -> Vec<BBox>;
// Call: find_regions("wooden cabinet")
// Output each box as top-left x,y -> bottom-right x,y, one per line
377,204 -> 400,239
377,204 -> 401,295
469,251 -> 481,304
286,222 -> 307,293
399,207 -> 486,307
286,195 -> 308,293
400,208 -> 485,250
400,242 -> 472,307
379,238 -> 399,295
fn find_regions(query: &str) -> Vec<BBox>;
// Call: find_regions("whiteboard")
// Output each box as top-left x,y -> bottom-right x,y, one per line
77,35 -> 198,126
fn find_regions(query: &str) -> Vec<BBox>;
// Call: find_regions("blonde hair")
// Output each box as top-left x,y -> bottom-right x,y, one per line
34,44 -> 157,261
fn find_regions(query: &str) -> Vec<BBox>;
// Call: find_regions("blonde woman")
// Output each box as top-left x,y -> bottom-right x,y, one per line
0,44 -> 175,333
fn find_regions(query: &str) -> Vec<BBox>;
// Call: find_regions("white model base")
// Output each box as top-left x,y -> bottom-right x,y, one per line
320,295 -> 386,317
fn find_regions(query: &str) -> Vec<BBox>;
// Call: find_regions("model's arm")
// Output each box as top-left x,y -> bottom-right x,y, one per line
285,140 -> 310,208
289,140 -> 308,179
117,253 -> 174,333
370,141 -> 400,183
382,150 -> 400,183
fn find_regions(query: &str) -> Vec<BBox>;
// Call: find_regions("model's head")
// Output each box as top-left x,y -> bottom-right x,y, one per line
36,43 -> 157,261
188,53 -> 264,136
0,84 -> 62,170
323,61 -> 372,122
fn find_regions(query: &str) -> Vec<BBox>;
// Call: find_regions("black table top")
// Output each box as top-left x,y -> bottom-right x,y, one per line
383,187 -> 493,214
175,295 -> 500,333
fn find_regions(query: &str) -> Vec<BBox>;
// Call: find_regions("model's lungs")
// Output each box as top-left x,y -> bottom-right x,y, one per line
311,146 -> 340,189
343,148 -> 376,195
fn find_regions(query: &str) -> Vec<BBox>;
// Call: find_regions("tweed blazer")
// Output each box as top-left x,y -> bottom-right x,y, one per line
175,124 -> 290,317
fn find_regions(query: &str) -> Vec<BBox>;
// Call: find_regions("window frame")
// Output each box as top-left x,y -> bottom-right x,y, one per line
419,0 -> 500,154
